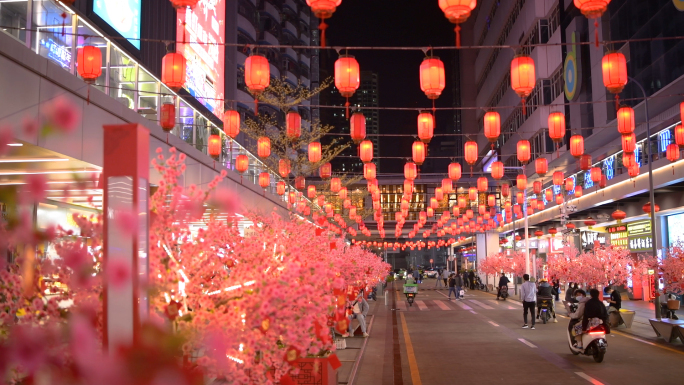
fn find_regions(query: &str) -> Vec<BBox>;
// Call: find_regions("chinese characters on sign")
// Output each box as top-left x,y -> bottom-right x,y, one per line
581,231 -> 606,249
607,224 -> 628,248
627,220 -> 653,252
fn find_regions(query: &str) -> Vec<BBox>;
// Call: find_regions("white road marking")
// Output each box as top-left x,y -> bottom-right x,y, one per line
434,300 -> 452,311
469,300 -> 494,309
518,338 -> 537,348
470,310 -> 478,314
488,321 -> 499,327
453,300 -> 472,310
415,300 -> 428,311
575,372 -> 605,385
507,300 -> 523,307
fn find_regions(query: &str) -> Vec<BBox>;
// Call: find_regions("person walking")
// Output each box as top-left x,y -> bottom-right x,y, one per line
462,270 -> 469,290
520,274 -> 537,329
454,272 -> 464,299
447,274 -> 458,299
468,270 -> 476,290
552,278 -> 561,302
412,269 -> 420,284
442,268 -> 449,288
435,268 -> 444,288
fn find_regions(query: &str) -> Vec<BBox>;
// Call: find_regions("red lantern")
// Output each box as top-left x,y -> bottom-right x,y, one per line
412,141 -> 426,165
364,163 -> 376,180
430,197 -> 439,209
537,200 -> 544,210
511,56 -> 536,114
458,196 -> 467,208
491,161 -> 504,180
420,57 -> 445,100
487,194 -> 495,207
286,111 -> 301,139
477,177 -> 488,192
404,162 -> 417,181
556,195 -> 563,205
439,0 -> 477,46
404,179 -> 414,194
319,163 -> 332,179
479,204 -> 486,215
449,162 -> 462,181
161,52 -> 186,91
628,165 -> 640,178
569,135 -> 584,158
501,183 -> 510,197
517,140 -> 531,164
360,140 -> 374,163
667,143 -> 680,163
548,228 -> 558,236
335,55 -> 360,116
223,110 -> 240,138
611,209 -> 626,223
617,106 -> 635,135
565,178 -> 574,191
279,159 -> 291,178
417,112 -> 434,143
160,103 -> 175,132
575,186 -> 583,198
288,191 -> 296,205
579,154 -> 592,171
516,192 -> 524,205
566,223 -> 576,230
259,172 -> 270,189
77,46 -> 102,83
350,112 -> 366,143
622,133 -> 636,153
483,111 -> 501,144
552,171 -> 563,186
468,187 -> 477,201
602,52 -> 627,97
257,137 -> 270,158
599,174 -> 608,189
547,112 -> 566,144
534,230 -> 544,238
466,209 -> 474,219
276,181 -> 286,196
435,187 -> 444,201
533,180 -> 542,194
590,167 -> 602,183
464,141 -> 478,165
516,174 -> 527,190
169,0 -> 200,9
295,176 -> 306,191
545,189 -> 552,202
535,158 -> 548,176
306,0 -> 342,47
236,154 -> 249,174
308,142 -> 322,163
307,185 -> 317,199
584,217 -> 596,228
574,0 -> 611,46
442,178 -> 453,193
675,124 -> 684,147
244,54 -> 270,111
427,207 -> 434,217
330,177 -> 341,193
642,202 -> 660,214
208,135 -> 221,160
622,152 -> 637,169
339,187 -> 348,200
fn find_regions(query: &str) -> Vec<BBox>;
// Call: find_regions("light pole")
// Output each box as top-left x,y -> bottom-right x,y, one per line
628,76 -> 661,320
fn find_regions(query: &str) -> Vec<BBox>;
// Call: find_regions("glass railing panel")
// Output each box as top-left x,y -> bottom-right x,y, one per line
108,45 -> 136,109
179,100 -> 194,146
0,0 -> 29,44
137,67 -> 159,122
33,0 -> 73,73
195,115 -> 207,154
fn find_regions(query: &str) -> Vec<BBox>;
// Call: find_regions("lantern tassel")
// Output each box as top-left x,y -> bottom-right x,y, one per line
345,98 -> 350,119
455,25 -> 461,48
595,20 -> 599,49
61,12 -> 66,37
521,98 -> 527,115
673,165 -> 675,175
254,98 -> 258,116
615,94 -> 619,111
319,20 -> 328,48
86,85 -> 90,106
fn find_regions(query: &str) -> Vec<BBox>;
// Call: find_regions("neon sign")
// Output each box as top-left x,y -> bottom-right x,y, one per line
660,130 -> 672,152
93,0 -> 141,49
584,171 -> 593,189
604,155 -> 615,180
40,38 -> 71,69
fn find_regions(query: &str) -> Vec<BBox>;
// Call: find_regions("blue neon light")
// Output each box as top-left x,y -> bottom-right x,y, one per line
660,130 -> 672,152
40,38 -> 71,69
604,156 -> 615,180
568,175 -> 576,195
584,171 -> 594,189
553,185 -> 561,196
635,145 -> 641,167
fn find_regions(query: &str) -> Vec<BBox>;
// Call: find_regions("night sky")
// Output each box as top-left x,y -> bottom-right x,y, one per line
324,0 -> 461,174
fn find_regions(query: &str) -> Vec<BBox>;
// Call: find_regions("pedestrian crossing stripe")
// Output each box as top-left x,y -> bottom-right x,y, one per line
396,299 -> 524,311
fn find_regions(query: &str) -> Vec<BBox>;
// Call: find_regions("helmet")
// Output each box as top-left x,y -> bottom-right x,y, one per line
539,278 -> 548,282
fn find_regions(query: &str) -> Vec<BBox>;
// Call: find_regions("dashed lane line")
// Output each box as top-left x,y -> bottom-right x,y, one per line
415,300 -> 428,311
436,290 -> 473,310
575,372 -> 605,385
518,338 -> 537,348
470,310 -> 478,315
488,321 -> 500,327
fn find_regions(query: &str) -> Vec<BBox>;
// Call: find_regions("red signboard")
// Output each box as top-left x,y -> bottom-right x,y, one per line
177,1 -> 225,119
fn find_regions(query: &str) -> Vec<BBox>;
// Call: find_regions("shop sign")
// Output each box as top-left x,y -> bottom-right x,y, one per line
549,237 -> 564,253
177,0 -> 226,119
515,239 -> 538,249
40,38 -> 71,69
627,220 -> 651,237
581,231 -> 606,248
538,239 -> 548,251
607,224 -> 628,247
627,220 -> 653,252
93,0 -> 142,49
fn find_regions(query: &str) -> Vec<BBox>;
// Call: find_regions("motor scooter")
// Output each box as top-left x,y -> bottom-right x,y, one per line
538,297 -> 553,324
566,304 -> 608,363
498,286 -> 509,300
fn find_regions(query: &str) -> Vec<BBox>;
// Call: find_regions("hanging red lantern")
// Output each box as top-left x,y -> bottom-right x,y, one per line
442,178 -> 453,193
516,174 -> 527,190
535,158 -> 548,176
468,187 -> 477,201
458,195 -> 467,208
479,204 -> 486,215
491,161 -> 504,180
160,103 -> 175,132
575,186 -> 583,198
566,223 -> 576,230
533,180 -> 542,194
335,55 -> 360,117
511,56 -> 536,114
487,194 -> 495,207
276,181 -> 286,196
169,0 -> 200,9
516,192 -> 524,205
77,46 -> 102,83
517,140 -> 531,164
412,141 -> 426,165
208,135 -> 221,160
483,111 -> 501,145
427,207 -> 434,217
364,163 -> 376,180
308,142 -> 322,163
449,162 -> 462,181
330,177 -> 341,193
430,197 -> 439,209
295,176 -> 306,191
599,175 -> 608,189
350,112 -> 366,143
435,187 -> 444,201
622,152 -> 637,169
279,159 -> 291,178
574,0 -> 611,46
642,202 -> 660,214
501,183 -> 510,197
477,177 -> 488,192
439,0 -> 477,47
257,137 -> 271,158
617,106 -> 635,135
288,191 -> 296,205
466,209 -> 474,219
545,189 -> 552,202
667,143 -> 680,165
628,165 -> 640,178
565,178 -> 574,191
552,171 -> 563,186
161,52 -> 186,91
420,56 -> 446,100
404,179 -> 414,194
258,172 -> 270,189
555,195 -> 563,205
534,230 -> 544,238
464,141 -> 478,166
318,163 -> 332,179
675,124 -> 684,147
404,162 -> 417,181
622,133 -> 636,153
244,54 -> 270,112
584,217 -> 596,228
236,154 -> 249,174
359,140 -> 374,163
579,154 -> 592,171
307,185 -> 317,199
223,110 -> 240,138
590,167 -> 602,183
602,52 -> 628,106
537,200 -> 544,210
547,112 -> 566,144
417,112 -> 434,143
306,0 -> 342,47
570,135 -> 584,158
548,228 -> 558,236
286,111 -> 301,139
611,209 -> 626,223
339,187 -> 348,200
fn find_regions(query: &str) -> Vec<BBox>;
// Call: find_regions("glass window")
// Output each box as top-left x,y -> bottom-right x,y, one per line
0,0 -> 29,44
195,115 -> 208,154
33,0 -> 73,72
75,20 -> 107,94
137,67 -> 159,121
179,100 -> 194,146
109,46 -> 136,109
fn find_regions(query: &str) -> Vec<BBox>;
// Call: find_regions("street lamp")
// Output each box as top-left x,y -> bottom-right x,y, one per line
628,76 -> 661,320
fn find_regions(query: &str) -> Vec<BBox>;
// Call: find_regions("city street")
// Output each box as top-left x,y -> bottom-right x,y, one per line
353,280 -> 684,385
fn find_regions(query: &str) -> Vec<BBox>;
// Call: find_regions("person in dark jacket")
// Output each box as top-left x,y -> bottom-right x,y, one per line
552,278 -> 561,301
447,274 -> 458,299
606,286 -> 621,311
536,279 -> 558,322
583,288 -> 608,333
468,271 -> 476,289
496,274 -> 510,300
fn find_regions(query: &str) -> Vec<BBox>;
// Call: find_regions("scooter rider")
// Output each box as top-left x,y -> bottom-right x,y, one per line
569,289 -> 588,348
536,278 -> 558,322
496,273 -> 510,300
